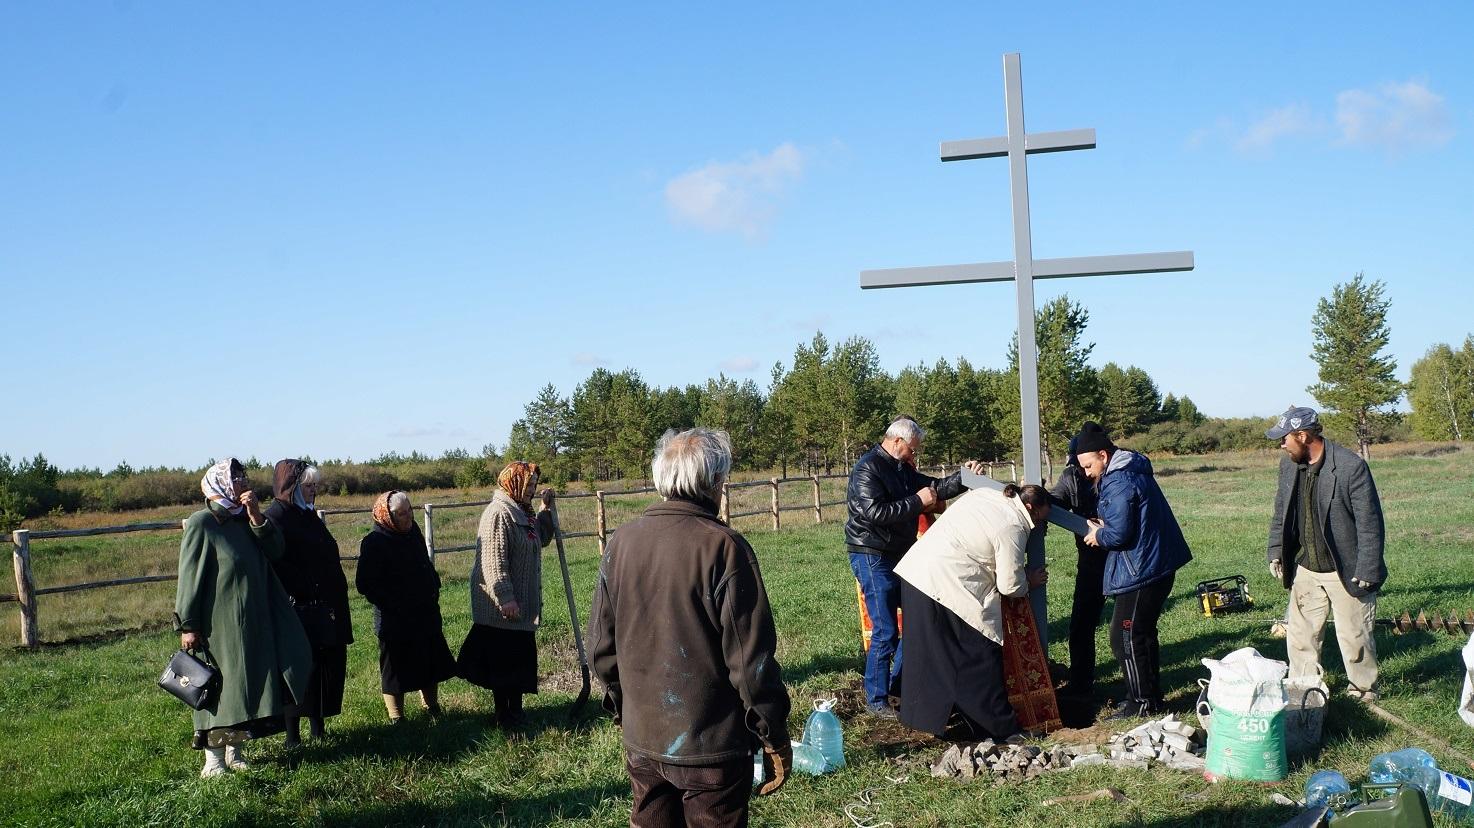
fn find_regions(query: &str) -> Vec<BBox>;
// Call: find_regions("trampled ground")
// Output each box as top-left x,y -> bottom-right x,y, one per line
3,444 -> 1474,826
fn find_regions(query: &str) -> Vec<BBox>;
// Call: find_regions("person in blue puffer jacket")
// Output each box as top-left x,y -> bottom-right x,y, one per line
1075,422 -> 1192,719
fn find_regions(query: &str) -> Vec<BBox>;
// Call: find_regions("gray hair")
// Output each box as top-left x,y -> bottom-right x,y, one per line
300,465 -> 322,486
885,418 -> 924,443
388,491 -> 411,512
652,428 -> 732,503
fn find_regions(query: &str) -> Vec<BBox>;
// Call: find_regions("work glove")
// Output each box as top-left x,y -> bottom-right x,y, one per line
1269,559 -> 1283,580
757,743 -> 793,796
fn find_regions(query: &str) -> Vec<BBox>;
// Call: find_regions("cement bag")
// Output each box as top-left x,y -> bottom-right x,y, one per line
1201,647 -> 1289,782
1460,630 -> 1474,728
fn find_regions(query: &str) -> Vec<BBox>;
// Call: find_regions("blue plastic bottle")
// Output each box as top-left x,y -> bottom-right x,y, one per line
1304,769 -> 1353,809
802,698 -> 846,771
1408,765 -> 1474,822
1368,748 -> 1438,784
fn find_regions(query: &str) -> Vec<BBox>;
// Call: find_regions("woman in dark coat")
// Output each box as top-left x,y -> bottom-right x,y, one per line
355,490 -> 457,722
265,459 -> 353,747
175,458 -> 312,777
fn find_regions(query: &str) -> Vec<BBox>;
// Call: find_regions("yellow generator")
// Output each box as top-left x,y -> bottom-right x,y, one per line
1197,575 -> 1255,617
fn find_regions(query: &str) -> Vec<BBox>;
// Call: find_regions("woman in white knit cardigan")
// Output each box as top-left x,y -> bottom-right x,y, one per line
456,461 -> 554,728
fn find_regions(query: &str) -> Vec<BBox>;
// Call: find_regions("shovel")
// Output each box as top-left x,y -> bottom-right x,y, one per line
550,499 -> 592,716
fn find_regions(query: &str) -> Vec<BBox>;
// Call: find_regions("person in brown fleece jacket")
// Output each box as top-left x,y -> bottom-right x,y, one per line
588,427 -> 792,827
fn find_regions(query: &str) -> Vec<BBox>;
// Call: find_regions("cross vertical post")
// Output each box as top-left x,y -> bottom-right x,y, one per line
860,52 -> 1194,485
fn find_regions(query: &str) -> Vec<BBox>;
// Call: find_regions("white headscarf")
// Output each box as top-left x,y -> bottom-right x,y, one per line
201,459 -> 244,515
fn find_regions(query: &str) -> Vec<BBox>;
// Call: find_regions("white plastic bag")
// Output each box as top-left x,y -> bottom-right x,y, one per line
1459,630 -> 1474,728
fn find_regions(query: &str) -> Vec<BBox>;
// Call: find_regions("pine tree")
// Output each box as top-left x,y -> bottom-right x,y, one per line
1308,273 -> 1403,458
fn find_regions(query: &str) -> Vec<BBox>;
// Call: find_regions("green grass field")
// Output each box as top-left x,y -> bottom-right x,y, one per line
3,444 -> 1474,826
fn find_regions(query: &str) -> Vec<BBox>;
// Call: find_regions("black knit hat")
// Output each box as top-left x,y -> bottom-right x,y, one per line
1072,421 -> 1115,455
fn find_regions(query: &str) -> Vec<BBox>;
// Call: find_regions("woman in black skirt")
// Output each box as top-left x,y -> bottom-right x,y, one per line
457,461 -> 553,728
266,459 -> 353,747
356,490 -> 457,723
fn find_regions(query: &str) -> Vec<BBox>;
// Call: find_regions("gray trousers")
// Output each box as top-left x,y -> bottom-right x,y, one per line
1287,569 -> 1379,692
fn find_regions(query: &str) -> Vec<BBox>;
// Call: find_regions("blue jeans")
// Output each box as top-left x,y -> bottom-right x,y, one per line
851,552 -> 903,708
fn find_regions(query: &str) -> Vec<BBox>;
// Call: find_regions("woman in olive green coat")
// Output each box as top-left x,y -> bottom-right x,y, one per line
174,458 -> 312,777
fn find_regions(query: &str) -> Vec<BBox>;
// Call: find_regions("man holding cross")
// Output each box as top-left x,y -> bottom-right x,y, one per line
845,418 -> 983,718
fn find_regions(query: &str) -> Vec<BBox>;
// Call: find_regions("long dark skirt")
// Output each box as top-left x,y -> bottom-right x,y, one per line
378,632 -> 457,695
457,623 -> 538,693
285,644 -> 348,718
898,582 -> 1018,739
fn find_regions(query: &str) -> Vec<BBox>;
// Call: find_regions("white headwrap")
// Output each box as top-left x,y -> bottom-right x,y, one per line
201,459 -> 244,515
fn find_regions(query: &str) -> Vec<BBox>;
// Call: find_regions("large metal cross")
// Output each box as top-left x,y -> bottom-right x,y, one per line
861,52 -> 1194,484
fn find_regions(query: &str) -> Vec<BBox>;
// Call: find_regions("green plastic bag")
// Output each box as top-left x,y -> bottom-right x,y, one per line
1205,705 -> 1287,782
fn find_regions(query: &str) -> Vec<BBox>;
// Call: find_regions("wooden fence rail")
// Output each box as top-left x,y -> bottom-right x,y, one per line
4,461 -> 1012,647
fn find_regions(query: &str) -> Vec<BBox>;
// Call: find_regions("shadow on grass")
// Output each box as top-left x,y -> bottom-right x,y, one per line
1131,803 -> 1299,828
315,779 -> 629,827
783,650 -> 860,686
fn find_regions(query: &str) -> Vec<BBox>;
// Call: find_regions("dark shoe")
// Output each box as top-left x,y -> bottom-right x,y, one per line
307,716 -> 326,739
425,704 -> 444,719
866,704 -> 899,721
1104,700 -> 1147,721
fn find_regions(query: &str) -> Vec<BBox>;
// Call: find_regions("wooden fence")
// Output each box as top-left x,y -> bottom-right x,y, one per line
3,461 -> 1016,648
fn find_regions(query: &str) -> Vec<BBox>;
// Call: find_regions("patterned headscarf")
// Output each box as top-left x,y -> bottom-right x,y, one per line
497,461 -> 540,510
372,490 -> 409,533
201,458 -> 245,515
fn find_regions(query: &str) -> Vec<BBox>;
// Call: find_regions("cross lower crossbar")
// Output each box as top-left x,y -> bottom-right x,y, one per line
860,250 -> 1194,289
940,128 -> 1096,161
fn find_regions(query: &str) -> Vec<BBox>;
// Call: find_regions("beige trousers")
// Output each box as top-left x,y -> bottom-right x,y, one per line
1287,568 -> 1379,692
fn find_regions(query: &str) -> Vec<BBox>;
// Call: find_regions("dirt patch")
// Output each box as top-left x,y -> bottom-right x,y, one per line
1045,722 -> 1118,747
538,637 -> 589,696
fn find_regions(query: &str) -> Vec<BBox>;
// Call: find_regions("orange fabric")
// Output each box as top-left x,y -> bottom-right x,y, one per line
497,461 -> 540,510
372,491 -> 404,533
1001,596 -> 1062,732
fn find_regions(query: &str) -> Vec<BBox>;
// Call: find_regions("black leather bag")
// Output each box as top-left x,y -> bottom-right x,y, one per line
158,648 -> 221,710
295,601 -> 341,647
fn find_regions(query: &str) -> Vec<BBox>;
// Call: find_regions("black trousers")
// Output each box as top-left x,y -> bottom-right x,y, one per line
1109,572 -> 1175,705
626,753 -> 752,828
1068,548 -> 1108,691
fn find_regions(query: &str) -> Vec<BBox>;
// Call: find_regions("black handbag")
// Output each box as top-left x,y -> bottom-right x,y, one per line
295,601 -> 341,647
158,648 -> 221,710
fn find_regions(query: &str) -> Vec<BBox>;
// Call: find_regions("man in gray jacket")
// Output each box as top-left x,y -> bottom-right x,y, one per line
1266,406 -> 1387,700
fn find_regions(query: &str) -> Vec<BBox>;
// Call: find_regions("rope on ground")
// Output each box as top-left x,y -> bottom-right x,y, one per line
1365,702 -> 1474,771
844,787 -> 895,828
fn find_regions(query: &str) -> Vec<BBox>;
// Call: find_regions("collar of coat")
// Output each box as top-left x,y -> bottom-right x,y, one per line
644,496 -> 720,519
492,489 -> 534,526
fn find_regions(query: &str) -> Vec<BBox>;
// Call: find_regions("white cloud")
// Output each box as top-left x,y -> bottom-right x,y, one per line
720,356 -> 758,373
664,143 -> 804,239
1235,104 -> 1317,153
570,352 -> 609,367
1335,80 -> 1452,151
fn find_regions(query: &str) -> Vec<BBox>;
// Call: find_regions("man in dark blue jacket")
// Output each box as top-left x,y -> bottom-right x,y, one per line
1077,423 -> 1193,719
844,418 -> 969,717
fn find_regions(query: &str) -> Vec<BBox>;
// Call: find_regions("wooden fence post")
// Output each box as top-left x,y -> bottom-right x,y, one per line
811,475 -> 822,524
770,478 -> 780,530
11,529 -> 38,648
719,483 -> 730,524
423,504 -> 436,562
595,491 -> 607,555
1010,461 -> 1018,482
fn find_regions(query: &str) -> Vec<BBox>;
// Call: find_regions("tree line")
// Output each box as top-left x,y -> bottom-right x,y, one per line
6,276 -> 1462,530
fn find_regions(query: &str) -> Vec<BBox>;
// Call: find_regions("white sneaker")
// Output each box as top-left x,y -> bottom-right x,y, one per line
224,744 -> 249,771
200,747 -> 228,778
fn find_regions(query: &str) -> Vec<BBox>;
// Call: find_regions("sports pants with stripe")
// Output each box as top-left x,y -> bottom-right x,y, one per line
1109,572 -> 1176,705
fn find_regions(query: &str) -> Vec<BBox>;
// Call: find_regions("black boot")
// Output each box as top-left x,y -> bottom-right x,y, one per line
308,716 -> 325,740
283,716 -> 302,749
494,690 -> 527,730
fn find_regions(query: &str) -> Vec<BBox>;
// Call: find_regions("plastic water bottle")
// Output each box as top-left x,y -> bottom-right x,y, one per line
792,742 -> 827,776
1368,747 -> 1438,784
802,698 -> 846,770
1407,765 -> 1474,822
1304,770 -> 1353,809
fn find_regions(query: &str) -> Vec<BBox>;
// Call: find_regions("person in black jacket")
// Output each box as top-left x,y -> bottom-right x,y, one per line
1048,437 -> 1103,699
355,491 -> 458,723
265,459 -> 353,747
588,428 -> 792,826
845,417 -> 976,717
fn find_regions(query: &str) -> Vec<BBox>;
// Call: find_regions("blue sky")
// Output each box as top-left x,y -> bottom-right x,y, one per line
3,3 -> 1471,469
